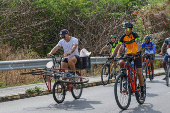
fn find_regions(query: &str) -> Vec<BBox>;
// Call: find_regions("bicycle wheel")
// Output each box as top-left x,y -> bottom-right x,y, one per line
52,81 -> 65,103
142,62 -> 147,80
148,66 -> 152,81
135,75 -> 146,104
101,64 -> 110,85
166,65 -> 170,86
114,74 -> 131,110
70,71 -> 83,99
71,83 -> 83,99
115,62 -> 121,80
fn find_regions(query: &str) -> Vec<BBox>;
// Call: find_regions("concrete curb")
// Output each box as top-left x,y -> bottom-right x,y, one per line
0,72 -> 164,102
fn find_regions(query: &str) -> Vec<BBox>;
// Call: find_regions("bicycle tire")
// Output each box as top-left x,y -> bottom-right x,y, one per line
142,62 -> 147,80
71,71 -> 83,99
135,74 -> 146,104
71,83 -> 83,99
101,64 -> 110,85
115,63 -> 120,80
52,81 -> 65,103
148,66 -> 152,81
59,76 -> 89,84
166,65 -> 170,86
114,74 -> 131,110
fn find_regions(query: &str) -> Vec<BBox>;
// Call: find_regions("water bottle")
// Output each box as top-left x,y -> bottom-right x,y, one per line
131,61 -> 134,67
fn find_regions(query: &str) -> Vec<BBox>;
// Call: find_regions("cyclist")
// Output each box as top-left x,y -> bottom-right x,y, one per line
141,35 -> 156,79
47,29 -> 80,75
111,22 -> 144,100
99,35 -> 118,75
159,37 -> 170,80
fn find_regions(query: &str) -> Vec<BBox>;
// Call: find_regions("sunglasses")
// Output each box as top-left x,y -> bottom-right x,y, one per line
124,28 -> 130,31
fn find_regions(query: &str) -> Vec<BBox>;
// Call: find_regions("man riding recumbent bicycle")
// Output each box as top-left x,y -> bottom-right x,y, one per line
45,29 -> 90,103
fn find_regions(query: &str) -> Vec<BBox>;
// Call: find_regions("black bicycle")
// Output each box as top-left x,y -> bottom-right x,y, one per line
165,54 -> 170,86
142,53 -> 153,81
99,54 -> 120,85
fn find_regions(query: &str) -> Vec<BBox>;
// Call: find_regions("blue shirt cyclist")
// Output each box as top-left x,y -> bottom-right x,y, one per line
141,35 -> 155,79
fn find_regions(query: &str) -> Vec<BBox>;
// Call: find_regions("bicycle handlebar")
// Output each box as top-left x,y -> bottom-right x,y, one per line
115,56 -> 134,61
99,54 -> 111,57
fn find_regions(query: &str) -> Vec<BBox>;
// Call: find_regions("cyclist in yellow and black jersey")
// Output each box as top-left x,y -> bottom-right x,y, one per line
99,35 -> 118,74
100,35 -> 118,54
111,22 -> 144,100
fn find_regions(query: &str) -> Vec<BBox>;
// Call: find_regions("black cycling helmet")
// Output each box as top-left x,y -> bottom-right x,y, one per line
123,22 -> 133,28
110,35 -> 116,39
144,35 -> 151,40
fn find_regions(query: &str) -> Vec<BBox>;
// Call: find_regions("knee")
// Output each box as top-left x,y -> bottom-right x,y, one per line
68,58 -> 73,64
163,61 -> 166,65
119,61 -> 124,67
68,57 -> 77,64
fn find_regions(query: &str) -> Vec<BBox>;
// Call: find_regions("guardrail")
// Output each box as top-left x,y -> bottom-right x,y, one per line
0,54 -> 164,71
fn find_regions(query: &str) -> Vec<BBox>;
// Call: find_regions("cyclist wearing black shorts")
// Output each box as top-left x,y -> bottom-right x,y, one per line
159,37 -> 170,80
99,35 -> 118,74
111,22 -> 144,100
141,35 -> 156,79
47,29 -> 79,75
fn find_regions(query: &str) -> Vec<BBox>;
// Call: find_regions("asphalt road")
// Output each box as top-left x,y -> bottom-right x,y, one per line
0,75 -> 170,113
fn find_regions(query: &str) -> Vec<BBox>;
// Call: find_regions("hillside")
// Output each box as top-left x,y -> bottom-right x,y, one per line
1,0 -> 168,60
0,0 -> 169,86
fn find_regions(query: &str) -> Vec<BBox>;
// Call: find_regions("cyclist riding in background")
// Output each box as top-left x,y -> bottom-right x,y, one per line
47,29 -> 80,75
99,35 -> 118,74
110,22 -> 144,100
141,35 -> 156,79
159,37 -> 170,80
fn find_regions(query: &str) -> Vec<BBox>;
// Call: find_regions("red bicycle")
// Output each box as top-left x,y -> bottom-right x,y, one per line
44,55 -> 89,103
22,55 -> 89,103
114,55 -> 146,110
142,53 -> 153,80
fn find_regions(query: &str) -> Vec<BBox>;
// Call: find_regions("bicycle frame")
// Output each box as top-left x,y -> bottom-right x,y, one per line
144,57 -> 151,74
120,62 -> 138,94
126,65 -> 138,93
106,60 -> 114,75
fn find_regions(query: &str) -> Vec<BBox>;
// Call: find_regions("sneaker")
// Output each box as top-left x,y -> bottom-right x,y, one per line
140,92 -> 144,100
152,74 -> 154,79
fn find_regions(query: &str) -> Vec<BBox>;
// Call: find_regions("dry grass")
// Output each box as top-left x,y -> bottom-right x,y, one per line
0,42 -> 43,86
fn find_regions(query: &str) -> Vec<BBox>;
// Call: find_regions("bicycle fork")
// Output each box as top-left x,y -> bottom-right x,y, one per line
146,60 -> 151,75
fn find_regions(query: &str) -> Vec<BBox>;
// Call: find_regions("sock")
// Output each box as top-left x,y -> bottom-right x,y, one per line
140,86 -> 144,93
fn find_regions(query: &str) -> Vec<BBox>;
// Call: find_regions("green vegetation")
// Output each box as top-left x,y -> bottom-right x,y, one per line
25,86 -> 42,94
1,0 -> 160,57
0,0 -> 169,86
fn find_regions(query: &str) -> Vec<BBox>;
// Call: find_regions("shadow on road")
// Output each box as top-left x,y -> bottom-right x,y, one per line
24,98 -> 102,111
119,103 -> 161,113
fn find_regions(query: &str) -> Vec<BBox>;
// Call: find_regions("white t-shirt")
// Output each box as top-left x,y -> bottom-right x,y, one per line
57,37 -> 79,58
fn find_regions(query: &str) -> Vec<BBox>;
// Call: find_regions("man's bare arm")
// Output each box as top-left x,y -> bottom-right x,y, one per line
65,44 -> 78,56
47,45 -> 61,56
116,45 -> 124,57
136,39 -> 142,52
159,44 -> 166,54
111,44 -> 121,57
99,46 -> 107,54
